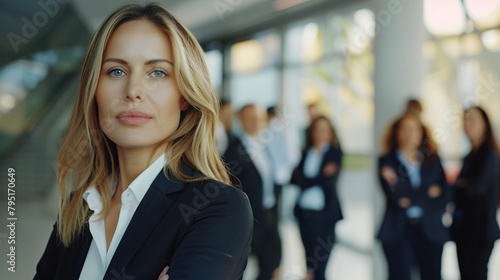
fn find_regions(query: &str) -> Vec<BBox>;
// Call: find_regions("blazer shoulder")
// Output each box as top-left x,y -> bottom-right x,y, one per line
378,153 -> 394,166
224,137 -> 245,158
226,137 -> 243,151
197,179 -> 248,197
326,145 -> 343,158
185,179 -> 252,217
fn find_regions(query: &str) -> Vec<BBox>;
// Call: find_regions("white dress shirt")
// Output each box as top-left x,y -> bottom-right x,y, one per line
396,151 -> 424,219
241,134 -> 276,209
79,154 -> 166,280
298,145 -> 329,210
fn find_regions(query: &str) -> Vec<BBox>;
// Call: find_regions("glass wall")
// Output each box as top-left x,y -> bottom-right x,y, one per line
220,11 -> 375,155
422,0 -> 500,173
283,10 -> 374,154
0,47 -> 85,155
226,30 -> 281,111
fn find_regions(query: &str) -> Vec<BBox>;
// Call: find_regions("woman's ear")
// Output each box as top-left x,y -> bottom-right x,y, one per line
180,98 -> 189,111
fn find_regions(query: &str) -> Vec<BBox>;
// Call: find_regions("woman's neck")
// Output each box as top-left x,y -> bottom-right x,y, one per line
398,147 -> 420,164
470,136 -> 485,151
313,142 -> 328,151
116,146 -> 165,193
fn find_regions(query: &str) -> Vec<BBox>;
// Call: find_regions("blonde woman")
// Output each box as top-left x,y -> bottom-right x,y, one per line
34,3 -> 253,280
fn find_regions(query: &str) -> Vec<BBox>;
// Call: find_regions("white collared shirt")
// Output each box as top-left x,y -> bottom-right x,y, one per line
299,145 -> 329,210
79,154 -> 166,280
240,134 -> 276,209
396,151 -> 424,219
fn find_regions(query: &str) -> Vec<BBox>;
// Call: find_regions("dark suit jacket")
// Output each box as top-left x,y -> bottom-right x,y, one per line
451,146 -> 500,245
224,137 -> 280,223
290,145 -> 343,224
34,167 -> 253,280
377,152 -> 451,245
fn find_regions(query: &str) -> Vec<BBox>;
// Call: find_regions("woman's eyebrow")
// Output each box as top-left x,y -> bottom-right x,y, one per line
145,59 -> 173,66
102,58 -> 173,66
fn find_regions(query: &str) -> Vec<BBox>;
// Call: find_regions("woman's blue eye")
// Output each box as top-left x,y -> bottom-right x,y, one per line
152,70 -> 166,78
109,69 -> 125,77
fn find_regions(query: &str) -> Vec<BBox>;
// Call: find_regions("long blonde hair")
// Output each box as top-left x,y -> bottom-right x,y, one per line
57,3 -> 231,247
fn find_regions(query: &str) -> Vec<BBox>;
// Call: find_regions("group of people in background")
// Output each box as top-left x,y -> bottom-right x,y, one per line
220,101 -> 343,280
217,98 -> 499,280
377,100 -> 500,280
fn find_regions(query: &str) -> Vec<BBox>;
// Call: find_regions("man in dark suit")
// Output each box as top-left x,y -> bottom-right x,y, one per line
224,104 -> 281,280
34,165 -> 253,280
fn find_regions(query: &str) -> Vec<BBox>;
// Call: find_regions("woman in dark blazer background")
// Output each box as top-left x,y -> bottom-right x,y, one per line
378,114 -> 450,280
451,106 -> 500,280
291,116 -> 343,280
34,4 -> 252,280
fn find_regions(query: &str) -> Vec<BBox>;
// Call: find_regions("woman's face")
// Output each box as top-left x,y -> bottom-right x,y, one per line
397,117 -> 422,151
312,119 -> 332,147
464,108 -> 486,144
96,20 -> 186,151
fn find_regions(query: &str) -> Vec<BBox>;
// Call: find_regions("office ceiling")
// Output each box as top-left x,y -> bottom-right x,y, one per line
0,0 -> 350,66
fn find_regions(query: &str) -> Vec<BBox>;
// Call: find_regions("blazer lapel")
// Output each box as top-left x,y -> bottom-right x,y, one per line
61,223 -> 92,279
103,168 -> 187,278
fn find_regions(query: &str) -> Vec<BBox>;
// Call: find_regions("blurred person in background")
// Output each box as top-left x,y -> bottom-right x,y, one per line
33,4 -> 253,279
225,104 -> 282,280
307,103 -> 320,122
404,98 -> 422,117
291,116 -> 343,280
378,114 -> 451,280
450,106 -> 500,280
301,102 -> 321,149
216,99 -> 232,154
266,106 -> 300,187
220,99 -> 234,139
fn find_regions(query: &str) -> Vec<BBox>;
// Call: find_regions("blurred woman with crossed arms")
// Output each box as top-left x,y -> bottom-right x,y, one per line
378,114 -> 450,280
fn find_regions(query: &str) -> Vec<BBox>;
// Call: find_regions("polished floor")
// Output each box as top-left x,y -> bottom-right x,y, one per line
0,169 -> 499,280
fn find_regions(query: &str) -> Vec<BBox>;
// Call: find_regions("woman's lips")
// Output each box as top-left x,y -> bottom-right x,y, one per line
116,111 -> 152,125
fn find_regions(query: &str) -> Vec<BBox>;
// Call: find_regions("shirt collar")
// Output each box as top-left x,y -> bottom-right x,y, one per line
127,154 -> 166,203
83,154 -> 166,212
241,133 -> 264,150
396,151 -> 421,168
308,144 -> 330,154
83,186 -> 102,214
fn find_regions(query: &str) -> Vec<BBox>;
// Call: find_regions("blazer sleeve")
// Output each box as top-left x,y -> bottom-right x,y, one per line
34,223 -> 60,280
425,157 -> 452,210
378,156 -> 412,207
167,186 -> 253,280
291,147 -> 342,189
460,151 -> 498,197
290,152 -> 305,187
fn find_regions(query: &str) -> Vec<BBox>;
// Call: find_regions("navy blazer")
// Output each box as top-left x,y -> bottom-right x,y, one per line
290,145 -> 343,224
224,136 -> 280,223
34,167 -> 253,280
451,146 -> 500,244
377,152 -> 451,244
